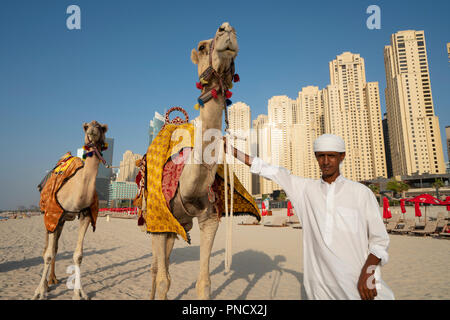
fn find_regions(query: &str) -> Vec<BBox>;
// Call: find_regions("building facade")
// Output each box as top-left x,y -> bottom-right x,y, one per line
325,52 -> 387,181
149,111 -> 165,145
117,150 -> 142,182
252,114 -> 273,195
446,126 -> 450,172
447,43 -> 450,62
227,102 -> 252,194
108,181 -> 138,207
251,114 -> 269,195
296,86 -> 325,179
382,114 -> 394,178
384,30 -> 446,176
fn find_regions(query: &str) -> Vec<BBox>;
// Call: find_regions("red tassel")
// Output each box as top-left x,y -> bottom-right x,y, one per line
196,82 -> 203,90
211,89 -> 218,99
233,74 -> 240,82
138,214 -> 145,226
225,90 -> 232,99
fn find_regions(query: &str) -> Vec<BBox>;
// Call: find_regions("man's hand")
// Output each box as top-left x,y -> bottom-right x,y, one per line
357,266 -> 377,300
222,136 -> 253,167
357,254 -> 380,300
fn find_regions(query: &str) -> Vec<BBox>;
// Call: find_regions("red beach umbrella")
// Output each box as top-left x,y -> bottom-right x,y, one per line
406,193 -> 441,205
287,201 -> 294,217
414,202 -> 422,218
400,199 -> 406,214
406,194 -> 441,222
442,196 -> 450,211
261,201 -> 267,216
383,197 -> 392,220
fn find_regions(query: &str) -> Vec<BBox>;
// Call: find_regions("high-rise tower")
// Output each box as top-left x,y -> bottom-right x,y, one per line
384,30 -> 446,175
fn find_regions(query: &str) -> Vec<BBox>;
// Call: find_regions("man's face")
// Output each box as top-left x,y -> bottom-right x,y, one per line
315,151 -> 345,179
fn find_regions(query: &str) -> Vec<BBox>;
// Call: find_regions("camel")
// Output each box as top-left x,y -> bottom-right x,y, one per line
33,120 -> 108,300
149,22 -> 239,300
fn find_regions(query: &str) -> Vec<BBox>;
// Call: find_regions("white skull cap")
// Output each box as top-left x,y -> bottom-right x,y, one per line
313,134 -> 346,153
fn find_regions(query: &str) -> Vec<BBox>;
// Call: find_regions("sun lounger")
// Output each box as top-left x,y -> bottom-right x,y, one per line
391,219 -> 415,235
436,212 -> 446,221
386,221 -> 398,233
410,221 -> 438,236
436,219 -> 447,233
263,216 -> 288,227
287,215 -> 300,224
438,226 -> 450,238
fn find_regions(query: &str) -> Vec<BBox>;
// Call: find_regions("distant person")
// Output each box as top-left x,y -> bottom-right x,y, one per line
225,134 -> 394,300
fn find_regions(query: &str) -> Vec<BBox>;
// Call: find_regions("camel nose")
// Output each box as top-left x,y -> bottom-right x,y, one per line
218,22 -> 232,32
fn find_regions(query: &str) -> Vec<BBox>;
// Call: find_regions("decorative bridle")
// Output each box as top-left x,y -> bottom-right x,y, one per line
193,37 -> 240,131
82,131 -> 108,166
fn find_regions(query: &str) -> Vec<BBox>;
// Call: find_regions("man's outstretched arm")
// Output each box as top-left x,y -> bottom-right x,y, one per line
223,138 -> 307,210
225,140 -> 253,167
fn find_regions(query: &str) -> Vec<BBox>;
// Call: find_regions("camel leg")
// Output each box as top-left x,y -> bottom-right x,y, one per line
151,233 -> 171,300
196,214 -> 219,300
72,214 -> 91,300
165,234 -> 176,281
149,254 -> 158,300
48,223 -> 64,286
149,233 -> 176,300
33,227 -> 60,299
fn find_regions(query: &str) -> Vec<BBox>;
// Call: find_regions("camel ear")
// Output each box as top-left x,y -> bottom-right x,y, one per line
83,123 -> 89,132
191,49 -> 199,65
101,124 -> 108,133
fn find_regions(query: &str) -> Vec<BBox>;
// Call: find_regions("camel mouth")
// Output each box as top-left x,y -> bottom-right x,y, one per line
216,47 -> 236,54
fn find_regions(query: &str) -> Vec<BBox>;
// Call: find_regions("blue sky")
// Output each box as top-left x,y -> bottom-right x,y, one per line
0,0 -> 449,210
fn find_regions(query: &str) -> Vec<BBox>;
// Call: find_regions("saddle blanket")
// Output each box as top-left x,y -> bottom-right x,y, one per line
143,122 -> 261,243
39,152 -> 98,232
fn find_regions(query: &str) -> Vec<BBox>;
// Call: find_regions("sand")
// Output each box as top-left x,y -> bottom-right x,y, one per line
0,211 -> 449,300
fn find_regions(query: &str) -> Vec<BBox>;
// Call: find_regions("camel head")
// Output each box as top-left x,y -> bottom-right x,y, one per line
83,120 -> 108,149
191,22 -> 238,79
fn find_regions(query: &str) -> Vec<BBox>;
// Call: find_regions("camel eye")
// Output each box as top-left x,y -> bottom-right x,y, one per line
199,45 -> 205,51
219,27 -> 225,32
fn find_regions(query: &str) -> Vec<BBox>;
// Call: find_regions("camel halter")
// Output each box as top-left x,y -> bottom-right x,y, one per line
83,138 -> 108,166
194,38 -> 240,132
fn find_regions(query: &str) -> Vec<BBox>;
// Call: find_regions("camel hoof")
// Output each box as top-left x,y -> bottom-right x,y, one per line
32,287 -> 48,300
72,289 -> 89,300
196,281 -> 211,300
48,277 -> 59,285
155,277 -> 170,300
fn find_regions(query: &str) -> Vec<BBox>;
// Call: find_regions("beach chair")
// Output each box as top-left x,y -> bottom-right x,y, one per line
436,219 -> 447,233
263,216 -> 288,228
410,221 -> 438,236
385,220 -> 398,233
436,212 -> 445,221
439,224 -> 450,238
287,214 -> 300,224
391,219 -> 415,235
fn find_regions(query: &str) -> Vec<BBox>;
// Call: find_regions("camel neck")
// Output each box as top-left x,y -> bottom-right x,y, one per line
82,154 -> 100,178
200,97 -> 224,131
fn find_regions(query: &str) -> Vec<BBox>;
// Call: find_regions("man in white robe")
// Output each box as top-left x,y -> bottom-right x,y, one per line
226,134 -> 394,300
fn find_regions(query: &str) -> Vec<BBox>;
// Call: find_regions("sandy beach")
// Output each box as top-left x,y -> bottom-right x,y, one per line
0,210 -> 449,300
